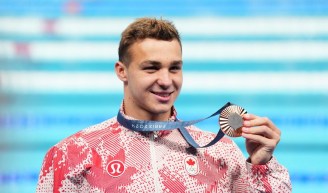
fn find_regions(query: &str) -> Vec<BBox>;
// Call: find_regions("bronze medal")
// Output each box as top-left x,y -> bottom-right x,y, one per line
219,105 -> 247,137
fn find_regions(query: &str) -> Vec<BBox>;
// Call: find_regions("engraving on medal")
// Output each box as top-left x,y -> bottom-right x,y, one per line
228,112 -> 243,130
219,105 -> 247,137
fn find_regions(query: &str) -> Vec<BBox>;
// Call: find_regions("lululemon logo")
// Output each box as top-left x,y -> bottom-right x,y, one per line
106,160 -> 125,177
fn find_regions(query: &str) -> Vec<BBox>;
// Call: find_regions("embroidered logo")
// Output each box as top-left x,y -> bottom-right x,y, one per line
106,160 -> 125,177
184,156 -> 199,176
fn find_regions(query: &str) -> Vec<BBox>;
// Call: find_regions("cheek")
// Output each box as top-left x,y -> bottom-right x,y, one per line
174,76 -> 183,89
130,76 -> 153,91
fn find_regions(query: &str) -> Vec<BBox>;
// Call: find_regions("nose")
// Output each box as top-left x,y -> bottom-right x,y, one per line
157,69 -> 172,88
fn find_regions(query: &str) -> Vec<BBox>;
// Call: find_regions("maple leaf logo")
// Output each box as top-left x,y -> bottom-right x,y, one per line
184,156 -> 199,175
186,158 -> 195,166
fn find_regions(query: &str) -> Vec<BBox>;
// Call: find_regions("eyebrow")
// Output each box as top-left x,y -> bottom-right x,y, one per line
140,60 -> 183,66
172,60 -> 183,66
140,60 -> 161,66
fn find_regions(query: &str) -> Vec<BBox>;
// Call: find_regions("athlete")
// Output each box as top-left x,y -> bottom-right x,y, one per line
36,17 -> 292,192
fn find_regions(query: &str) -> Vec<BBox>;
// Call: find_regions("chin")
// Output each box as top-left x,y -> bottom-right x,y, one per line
151,104 -> 172,114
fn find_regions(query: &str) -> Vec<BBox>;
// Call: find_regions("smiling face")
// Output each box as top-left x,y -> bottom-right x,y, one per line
115,38 -> 183,121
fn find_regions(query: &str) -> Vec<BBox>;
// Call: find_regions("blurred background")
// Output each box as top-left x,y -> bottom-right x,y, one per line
1,0 -> 328,192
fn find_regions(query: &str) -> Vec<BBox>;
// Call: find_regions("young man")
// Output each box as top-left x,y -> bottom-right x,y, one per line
36,18 -> 292,192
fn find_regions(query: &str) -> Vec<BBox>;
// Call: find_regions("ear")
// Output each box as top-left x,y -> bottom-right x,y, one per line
115,61 -> 128,82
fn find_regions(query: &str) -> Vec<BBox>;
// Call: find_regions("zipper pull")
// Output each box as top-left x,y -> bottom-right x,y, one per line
151,132 -> 158,140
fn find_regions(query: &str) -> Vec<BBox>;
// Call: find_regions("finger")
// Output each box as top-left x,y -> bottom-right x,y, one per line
243,114 -> 281,135
242,133 -> 278,148
243,114 -> 270,126
242,126 -> 280,140
242,113 -> 257,120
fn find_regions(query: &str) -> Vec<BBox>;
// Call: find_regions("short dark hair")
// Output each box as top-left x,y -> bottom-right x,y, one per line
118,17 -> 181,65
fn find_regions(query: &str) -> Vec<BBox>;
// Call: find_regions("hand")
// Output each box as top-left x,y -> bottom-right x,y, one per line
241,114 -> 281,165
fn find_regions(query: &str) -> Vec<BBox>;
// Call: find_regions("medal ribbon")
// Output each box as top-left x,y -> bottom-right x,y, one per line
117,102 -> 233,148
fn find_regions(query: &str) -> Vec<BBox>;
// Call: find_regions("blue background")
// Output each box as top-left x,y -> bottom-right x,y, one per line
1,0 -> 328,192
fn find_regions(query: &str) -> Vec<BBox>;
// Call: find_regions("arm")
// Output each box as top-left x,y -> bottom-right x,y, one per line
228,141 -> 291,192
36,147 -> 55,192
36,145 -> 77,193
239,113 -> 292,192
36,138 -> 96,193
245,156 -> 292,192
36,146 -> 68,193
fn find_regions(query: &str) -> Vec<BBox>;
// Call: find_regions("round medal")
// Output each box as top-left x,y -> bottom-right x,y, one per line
219,105 -> 247,137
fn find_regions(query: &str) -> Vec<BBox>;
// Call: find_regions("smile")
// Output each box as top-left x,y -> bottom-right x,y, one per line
151,91 -> 173,102
152,92 -> 172,96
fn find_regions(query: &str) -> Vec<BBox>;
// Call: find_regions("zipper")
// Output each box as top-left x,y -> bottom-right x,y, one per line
150,132 -> 161,192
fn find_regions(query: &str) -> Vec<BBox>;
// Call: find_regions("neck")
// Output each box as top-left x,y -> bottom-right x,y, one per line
123,101 -> 172,121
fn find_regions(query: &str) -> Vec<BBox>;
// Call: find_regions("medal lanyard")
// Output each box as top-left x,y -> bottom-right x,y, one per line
117,102 -> 247,148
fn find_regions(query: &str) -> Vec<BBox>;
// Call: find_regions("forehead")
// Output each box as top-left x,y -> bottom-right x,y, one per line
128,38 -> 182,61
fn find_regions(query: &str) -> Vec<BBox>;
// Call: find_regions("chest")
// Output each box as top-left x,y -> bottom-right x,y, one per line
79,132 -> 233,192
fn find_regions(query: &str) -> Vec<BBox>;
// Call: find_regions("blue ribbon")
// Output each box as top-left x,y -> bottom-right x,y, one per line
117,102 -> 234,148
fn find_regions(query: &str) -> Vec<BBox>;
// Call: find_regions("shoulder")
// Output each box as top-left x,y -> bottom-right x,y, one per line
42,117 -> 123,165
53,116 -> 120,150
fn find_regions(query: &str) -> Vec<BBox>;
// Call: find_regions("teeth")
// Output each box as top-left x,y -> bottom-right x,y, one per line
154,92 -> 170,97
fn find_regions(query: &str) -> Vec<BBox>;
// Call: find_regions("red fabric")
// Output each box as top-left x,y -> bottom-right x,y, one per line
36,112 -> 291,192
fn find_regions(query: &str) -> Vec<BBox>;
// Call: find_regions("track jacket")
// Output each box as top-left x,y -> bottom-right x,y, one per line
36,108 -> 292,192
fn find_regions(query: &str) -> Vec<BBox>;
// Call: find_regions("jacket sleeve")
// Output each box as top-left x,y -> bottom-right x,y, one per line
244,156 -> 292,193
227,140 -> 292,193
36,146 -> 70,193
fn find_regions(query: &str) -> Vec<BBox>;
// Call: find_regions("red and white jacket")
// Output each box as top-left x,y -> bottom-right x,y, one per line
36,109 -> 292,193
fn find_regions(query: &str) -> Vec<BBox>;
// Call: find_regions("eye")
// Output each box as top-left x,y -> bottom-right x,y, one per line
170,65 -> 182,72
143,66 -> 158,73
